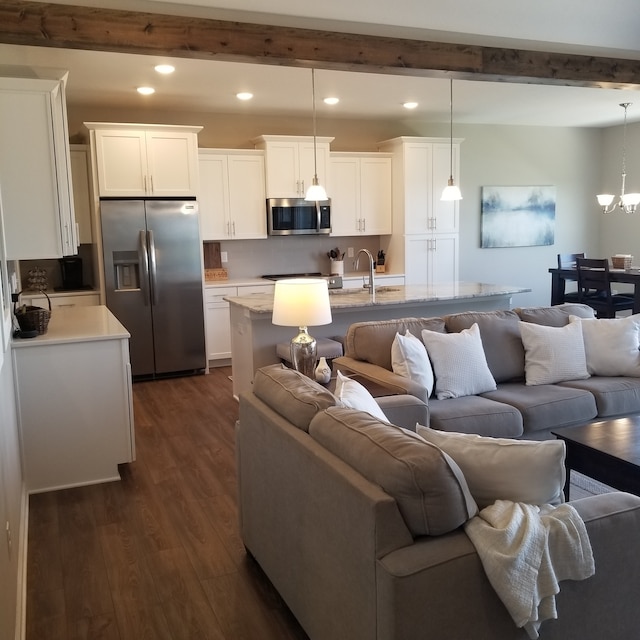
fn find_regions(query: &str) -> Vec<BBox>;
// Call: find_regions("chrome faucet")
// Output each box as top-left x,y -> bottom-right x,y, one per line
355,248 -> 376,296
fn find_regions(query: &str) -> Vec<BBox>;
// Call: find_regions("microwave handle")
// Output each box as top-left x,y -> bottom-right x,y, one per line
316,201 -> 321,231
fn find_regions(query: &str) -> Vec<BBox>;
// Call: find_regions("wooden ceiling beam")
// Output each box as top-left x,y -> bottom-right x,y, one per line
0,0 -> 639,88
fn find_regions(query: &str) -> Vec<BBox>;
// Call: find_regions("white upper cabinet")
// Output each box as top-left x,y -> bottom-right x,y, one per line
69,144 -> 94,244
198,149 -> 267,240
379,137 -> 461,236
330,153 -> 392,236
253,135 -> 333,199
86,123 -> 202,197
0,72 -> 78,259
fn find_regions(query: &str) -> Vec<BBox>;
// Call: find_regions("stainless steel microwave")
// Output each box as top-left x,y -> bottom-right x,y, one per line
267,198 -> 331,235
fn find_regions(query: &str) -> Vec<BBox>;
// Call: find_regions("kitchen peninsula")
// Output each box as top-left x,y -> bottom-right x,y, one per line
227,281 -> 530,398
12,305 -> 135,493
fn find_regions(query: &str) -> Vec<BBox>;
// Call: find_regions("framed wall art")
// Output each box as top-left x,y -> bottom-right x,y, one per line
481,185 -> 556,248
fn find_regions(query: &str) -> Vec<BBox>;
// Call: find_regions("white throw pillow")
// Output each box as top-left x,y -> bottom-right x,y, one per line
334,370 -> 389,422
519,320 -> 589,385
416,425 -> 566,508
421,323 -> 497,399
391,330 -> 434,396
569,314 -> 640,377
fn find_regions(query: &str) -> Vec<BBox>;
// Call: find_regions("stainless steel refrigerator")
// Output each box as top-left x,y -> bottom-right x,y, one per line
101,199 -> 206,378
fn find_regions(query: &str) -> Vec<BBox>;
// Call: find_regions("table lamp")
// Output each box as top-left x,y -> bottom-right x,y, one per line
272,278 -> 332,378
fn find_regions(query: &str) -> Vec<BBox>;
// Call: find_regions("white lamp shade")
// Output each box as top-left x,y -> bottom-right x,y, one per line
304,182 -> 328,202
272,278 -> 332,327
441,183 -> 463,201
622,193 -> 640,207
597,194 -> 615,207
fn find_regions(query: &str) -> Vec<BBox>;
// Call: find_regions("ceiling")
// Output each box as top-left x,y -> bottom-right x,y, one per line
2,0 -> 640,128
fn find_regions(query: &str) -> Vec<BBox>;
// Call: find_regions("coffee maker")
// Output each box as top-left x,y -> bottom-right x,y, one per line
57,257 -> 84,290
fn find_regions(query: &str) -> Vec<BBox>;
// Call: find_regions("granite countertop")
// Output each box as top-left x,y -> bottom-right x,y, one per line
12,305 -> 130,347
225,282 -> 530,313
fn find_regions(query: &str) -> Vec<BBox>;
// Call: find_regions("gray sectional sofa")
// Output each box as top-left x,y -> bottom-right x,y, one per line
333,304 -> 640,440
237,364 -> 640,640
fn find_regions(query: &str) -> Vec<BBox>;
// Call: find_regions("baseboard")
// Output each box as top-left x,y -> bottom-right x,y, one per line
15,483 -> 28,640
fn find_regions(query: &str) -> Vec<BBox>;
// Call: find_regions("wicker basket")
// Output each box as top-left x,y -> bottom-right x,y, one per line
612,255 -> 633,270
14,290 -> 51,335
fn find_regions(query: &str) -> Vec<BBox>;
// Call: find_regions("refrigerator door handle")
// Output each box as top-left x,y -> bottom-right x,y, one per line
138,229 -> 151,306
148,229 -> 158,306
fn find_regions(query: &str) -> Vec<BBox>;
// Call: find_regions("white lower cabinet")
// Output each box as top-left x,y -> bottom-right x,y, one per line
205,284 -> 274,364
12,307 -> 134,493
22,292 -> 100,309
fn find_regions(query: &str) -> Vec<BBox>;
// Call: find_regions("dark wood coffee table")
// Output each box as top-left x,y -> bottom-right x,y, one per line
552,416 -> 640,499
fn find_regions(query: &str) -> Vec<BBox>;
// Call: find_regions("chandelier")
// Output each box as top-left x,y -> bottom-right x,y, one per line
597,102 -> 640,214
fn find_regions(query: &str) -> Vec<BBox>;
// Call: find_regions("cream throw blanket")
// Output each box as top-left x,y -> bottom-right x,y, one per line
464,500 -> 595,639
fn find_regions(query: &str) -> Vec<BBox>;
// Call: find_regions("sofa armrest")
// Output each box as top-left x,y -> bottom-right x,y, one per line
376,491 -> 640,640
376,395 -> 429,430
333,356 -> 430,403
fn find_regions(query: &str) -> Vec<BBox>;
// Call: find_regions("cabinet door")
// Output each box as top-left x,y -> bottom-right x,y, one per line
360,156 -> 392,235
432,143 -> 459,233
94,129 -> 148,197
227,154 -> 267,239
403,144 -> 432,234
146,131 -> 199,197
329,155 -> 359,236
404,233 -> 458,286
0,77 -> 77,259
198,153 -> 230,240
263,140 -> 300,197
70,146 -> 93,244
205,287 -> 236,361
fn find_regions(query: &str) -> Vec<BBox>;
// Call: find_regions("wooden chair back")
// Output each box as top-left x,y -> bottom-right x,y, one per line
557,252 -> 585,269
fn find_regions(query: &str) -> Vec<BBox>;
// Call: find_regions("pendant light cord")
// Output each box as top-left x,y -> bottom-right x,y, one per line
449,77 -> 454,179
621,102 -> 630,196
312,68 -> 318,178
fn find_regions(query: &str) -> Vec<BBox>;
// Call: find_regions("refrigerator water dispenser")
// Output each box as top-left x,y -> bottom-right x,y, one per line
113,251 -> 140,290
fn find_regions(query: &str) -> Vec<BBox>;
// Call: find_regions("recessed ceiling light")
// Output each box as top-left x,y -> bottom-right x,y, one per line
403,101 -> 418,110
137,86 -> 155,95
236,92 -> 253,101
324,97 -> 339,105
154,64 -> 175,75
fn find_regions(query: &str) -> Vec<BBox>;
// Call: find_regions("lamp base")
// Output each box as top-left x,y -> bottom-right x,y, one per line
290,327 -> 317,378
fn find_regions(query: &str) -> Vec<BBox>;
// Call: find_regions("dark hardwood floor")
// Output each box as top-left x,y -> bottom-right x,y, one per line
26,367 -> 309,640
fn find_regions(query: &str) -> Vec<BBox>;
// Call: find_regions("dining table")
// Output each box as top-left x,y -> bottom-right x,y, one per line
549,266 -> 640,312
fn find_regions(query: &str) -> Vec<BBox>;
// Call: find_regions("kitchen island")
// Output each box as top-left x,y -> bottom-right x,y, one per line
12,305 -> 135,492
227,281 -> 530,398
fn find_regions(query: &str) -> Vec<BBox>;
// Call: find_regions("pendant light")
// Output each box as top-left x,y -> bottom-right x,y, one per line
597,102 -> 640,214
304,68 -> 328,202
441,77 -> 463,202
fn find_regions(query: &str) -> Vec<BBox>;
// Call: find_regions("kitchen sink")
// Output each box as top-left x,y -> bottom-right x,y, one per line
375,286 -> 401,293
328,286 -> 401,295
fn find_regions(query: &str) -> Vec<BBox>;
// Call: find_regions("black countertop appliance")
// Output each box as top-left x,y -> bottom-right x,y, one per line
58,256 -> 84,290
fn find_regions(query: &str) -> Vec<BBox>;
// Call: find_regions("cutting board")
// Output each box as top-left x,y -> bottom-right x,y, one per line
203,242 -> 222,269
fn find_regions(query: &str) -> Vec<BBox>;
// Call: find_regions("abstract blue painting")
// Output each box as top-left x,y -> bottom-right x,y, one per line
481,186 -> 556,248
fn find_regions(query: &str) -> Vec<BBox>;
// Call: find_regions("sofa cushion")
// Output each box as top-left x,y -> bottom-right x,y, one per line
558,377 -> 640,418
569,314 -> 640,377
344,317 -> 446,370
515,303 -> 595,327
428,395 -> 524,438
444,310 -> 524,382
482,382 -> 598,433
253,364 -> 337,432
334,371 -> 389,422
421,323 -> 497,399
519,320 -> 589,385
391,330 -> 434,396
309,406 -> 478,536
416,426 -> 566,509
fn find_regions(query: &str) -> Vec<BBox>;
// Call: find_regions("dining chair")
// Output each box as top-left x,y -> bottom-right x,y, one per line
557,253 -> 585,302
575,257 -> 635,318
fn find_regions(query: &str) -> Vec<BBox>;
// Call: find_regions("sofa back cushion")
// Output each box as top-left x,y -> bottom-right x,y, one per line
344,317 -> 446,370
515,303 -> 595,327
444,310 -> 524,382
253,364 -> 338,432
309,406 -> 478,536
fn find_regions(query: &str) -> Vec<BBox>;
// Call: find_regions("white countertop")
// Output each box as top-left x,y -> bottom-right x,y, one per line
204,272 -> 405,288
12,305 -> 130,347
225,282 -> 530,313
